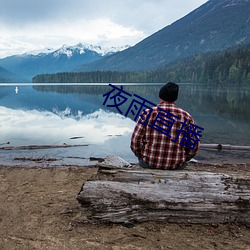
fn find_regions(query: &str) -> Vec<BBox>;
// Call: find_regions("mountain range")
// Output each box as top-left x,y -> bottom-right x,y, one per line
0,44 -> 129,82
0,0 -> 249,82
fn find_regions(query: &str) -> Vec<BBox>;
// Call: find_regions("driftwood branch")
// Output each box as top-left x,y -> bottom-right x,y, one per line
14,157 -> 58,163
77,165 -> 250,225
0,144 -> 89,150
200,143 -> 250,151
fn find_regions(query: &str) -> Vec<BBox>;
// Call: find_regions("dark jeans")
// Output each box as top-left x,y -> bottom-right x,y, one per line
138,158 -> 188,170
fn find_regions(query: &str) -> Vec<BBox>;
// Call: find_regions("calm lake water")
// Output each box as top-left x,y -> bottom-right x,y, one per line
0,83 -> 249,166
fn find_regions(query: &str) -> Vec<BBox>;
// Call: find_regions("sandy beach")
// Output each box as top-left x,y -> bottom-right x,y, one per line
0,163 -> 250,250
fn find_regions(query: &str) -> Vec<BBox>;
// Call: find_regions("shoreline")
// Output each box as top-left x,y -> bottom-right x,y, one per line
1,145 -> 250,168
1,161 -> 250,171
0,163 -> 249,249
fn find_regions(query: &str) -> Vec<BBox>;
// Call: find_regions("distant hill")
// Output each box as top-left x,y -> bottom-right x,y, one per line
75,0 -> 250,72
0,65 -> 26,83
0,43 -> 129,81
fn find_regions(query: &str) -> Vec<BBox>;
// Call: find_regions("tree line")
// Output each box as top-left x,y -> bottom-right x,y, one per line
33,43 -> 250,85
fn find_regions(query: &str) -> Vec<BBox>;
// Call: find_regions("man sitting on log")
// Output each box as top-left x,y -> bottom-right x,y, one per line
130,82 -> 202,170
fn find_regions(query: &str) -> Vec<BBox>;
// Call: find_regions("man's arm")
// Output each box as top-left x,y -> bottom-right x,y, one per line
184,117 -> 201,161
130,114 -> 147,158
185,140 -> 200,161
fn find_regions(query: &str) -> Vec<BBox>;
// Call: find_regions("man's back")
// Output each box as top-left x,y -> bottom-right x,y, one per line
130,82 -> 200,170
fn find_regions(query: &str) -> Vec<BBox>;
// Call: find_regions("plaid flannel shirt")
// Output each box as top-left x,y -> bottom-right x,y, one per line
130,101 -> 200,169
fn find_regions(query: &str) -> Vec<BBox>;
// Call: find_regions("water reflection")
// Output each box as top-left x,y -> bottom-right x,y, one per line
33,83 -> 250,123
0,105 -> 136,166
0,83 -> 250,166
0,107 -> 134,145
32,83 -> 250,145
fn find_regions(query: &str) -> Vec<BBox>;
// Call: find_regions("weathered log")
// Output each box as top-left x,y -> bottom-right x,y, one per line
77,166 -> 250,225
200,143 -> 250,151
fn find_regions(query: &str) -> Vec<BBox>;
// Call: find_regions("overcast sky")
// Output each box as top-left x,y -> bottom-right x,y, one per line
0,0 -> 208,58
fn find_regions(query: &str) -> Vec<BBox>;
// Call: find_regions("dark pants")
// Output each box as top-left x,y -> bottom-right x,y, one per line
138,158 -> 188,170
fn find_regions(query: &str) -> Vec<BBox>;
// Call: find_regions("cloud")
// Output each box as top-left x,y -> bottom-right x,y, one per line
0,0 -> 71,25
0,17 -> 145,57
0,0 -> 207,31
0,0 -> 208,57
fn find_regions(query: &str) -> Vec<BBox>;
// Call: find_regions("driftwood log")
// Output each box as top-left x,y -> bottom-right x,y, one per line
77,162 -> 250,225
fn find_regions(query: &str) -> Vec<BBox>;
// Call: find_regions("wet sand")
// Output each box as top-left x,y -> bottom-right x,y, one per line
0,163 -> 249,250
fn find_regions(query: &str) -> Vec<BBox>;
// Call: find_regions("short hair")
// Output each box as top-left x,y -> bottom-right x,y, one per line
159,82 -> 179,102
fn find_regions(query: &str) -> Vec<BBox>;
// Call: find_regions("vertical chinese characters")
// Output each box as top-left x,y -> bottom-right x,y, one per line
103,85 -> 132,114
148,107 -> 180,138
125,94 -> 156,123
172,120 -> 204,150
103,84 -> 204,149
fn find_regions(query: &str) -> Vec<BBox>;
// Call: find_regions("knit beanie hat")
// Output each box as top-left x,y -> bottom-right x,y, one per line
159,82 -> 179,102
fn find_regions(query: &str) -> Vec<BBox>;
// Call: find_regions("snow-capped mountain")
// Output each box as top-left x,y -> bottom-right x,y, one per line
0,43 -> 130,82
29,43 -> 130,58
51,43 -> 130,58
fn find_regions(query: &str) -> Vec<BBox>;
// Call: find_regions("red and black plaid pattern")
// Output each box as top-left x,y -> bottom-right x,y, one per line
130,101 -> 200,169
